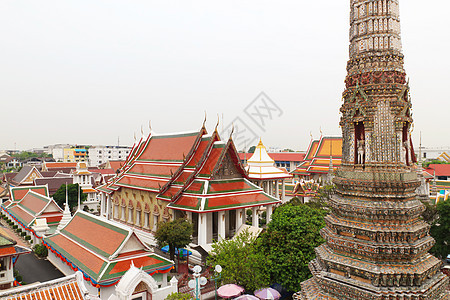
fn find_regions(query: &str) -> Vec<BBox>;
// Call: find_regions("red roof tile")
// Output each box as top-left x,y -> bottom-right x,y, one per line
62,213 -> 128,256
138,132 -> 200,162
11,186 -> 49,202
109,255 -> 163,274
48,234 -> 105,275
45,162 -> 78,169
19,192 -> 49,215
425,164 -> 450,177
0,246 -> 16,256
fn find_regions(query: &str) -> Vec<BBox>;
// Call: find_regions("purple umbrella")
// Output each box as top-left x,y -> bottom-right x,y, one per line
235,295 -> 259,300
217,284 -> 245,299
254,287 -> 281,300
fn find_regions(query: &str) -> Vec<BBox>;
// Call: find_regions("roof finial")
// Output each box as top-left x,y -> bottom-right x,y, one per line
214,114 -> 220,133
229,123 -> 235,139
149,120 -> 152,133
310,131 -> 313,140
134,132 -> 137,142
202,111 -> 207,129
141,125 -> 144,137
319,127 -> 323,137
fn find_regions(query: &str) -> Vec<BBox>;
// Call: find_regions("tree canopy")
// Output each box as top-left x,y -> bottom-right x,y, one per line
208,228 -> 269,291
256,203 -> 326,292
155,218 -> 193,262
52,184 -> 87,212
430,199 -> 450,259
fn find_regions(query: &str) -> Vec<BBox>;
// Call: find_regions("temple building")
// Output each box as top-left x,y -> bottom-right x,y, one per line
243,139 -> 292,202
97,125 -> 280,249
43,210 -> 174,299
2,186 -> 64,244
298,0 -> 449,299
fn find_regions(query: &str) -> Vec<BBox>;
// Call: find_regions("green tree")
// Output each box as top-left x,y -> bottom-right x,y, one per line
52,184 -> 87,212
208,228 -> 269,291
256,203 -> 326,292
423,159 -> 450,169
430,200 -> 450,258
166,292 -> 193,300
248,146 -> 256,153
154,218 -> 193,262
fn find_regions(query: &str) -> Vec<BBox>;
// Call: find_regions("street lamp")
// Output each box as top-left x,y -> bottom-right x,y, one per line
212,265 -> 222,300
188,265 -> 207,300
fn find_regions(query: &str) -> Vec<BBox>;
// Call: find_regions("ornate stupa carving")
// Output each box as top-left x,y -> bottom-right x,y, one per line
298,0 -> 449,299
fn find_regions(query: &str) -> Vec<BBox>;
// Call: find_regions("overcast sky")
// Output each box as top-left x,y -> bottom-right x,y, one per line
1,1 -> 449,151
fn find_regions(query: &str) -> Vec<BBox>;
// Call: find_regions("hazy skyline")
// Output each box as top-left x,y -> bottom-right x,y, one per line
1,1 -> 449,151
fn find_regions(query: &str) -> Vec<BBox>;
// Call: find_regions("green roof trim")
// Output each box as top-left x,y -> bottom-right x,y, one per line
115,182 -> 159,193
151,132 -> 199,140
127,171 -> 172,178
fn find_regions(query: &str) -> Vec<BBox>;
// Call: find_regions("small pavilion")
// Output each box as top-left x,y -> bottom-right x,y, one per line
245,139 -> 292,202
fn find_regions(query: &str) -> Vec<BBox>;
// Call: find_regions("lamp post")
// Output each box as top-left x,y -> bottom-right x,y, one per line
212,265 -> 222,300
188,265 -> 207,300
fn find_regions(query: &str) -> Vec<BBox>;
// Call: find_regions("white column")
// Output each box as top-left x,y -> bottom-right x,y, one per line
252,207 -> 259,228
266,204 -> 273,223
275,180 -> 280,198
236,209 -> 244,230
186,211 -> 192,221
106,195 -> 111,219
282,179 -> 286,202
198,213 -> 207,246
218,211 -> 226,241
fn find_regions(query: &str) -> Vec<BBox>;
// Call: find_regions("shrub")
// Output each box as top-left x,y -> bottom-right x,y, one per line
13,225 -> 18,229
33,244 -> 48,258
21,232 -> 26,237
25,236 -> 31,240
166,293 -> 193,300
15,275 -> 22,282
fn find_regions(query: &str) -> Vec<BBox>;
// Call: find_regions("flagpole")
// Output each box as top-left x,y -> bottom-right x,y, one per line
65,184 -> 69,208
78,184 -> 80,211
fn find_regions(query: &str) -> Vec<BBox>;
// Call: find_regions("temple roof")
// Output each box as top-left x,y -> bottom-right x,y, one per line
245,139 -> 292,180
44,211 -> 173,284
291,136 -> 342,177
9,185 -> 49,203
10,165 -> 43,185
6,190 -> 63,227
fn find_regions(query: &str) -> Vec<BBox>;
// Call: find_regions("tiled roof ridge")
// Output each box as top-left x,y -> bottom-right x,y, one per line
159,129 -> 214,201
169,132 -> 222,202
158,128 -> 208,196
58,229 -> 109,265
71,211 -> 151,260
169,137 -> 249,203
